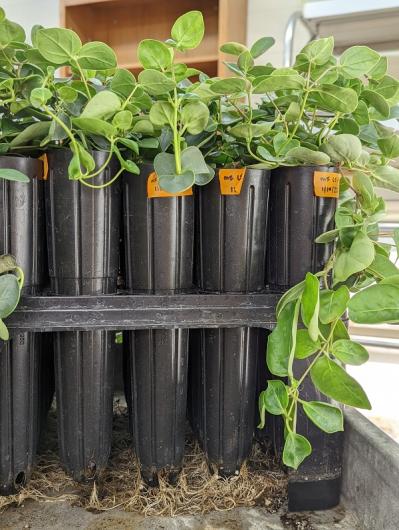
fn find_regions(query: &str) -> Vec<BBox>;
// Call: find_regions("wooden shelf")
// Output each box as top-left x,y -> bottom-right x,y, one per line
60,0 -> 247,77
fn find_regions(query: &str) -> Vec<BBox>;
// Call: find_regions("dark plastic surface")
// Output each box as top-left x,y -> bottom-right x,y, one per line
0,156 -> 53,495
46,149 -> 120,481
189,327 -> 261,476
267,166 -> 337,289
124,329 -> 188,485
46,149 -> 121,295
123,164 -> 194,293
196,168 -> 270,292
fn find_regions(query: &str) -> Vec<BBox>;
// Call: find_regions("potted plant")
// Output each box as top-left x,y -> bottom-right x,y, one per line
121,10 -> 217,485
257,38 -> 399,510
188,37 -> 275,477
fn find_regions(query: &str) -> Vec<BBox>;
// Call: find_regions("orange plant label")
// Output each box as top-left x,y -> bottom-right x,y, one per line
219,168 -> 246,195
147,172 -> 193,198
313,171 -> 341,198
38,154 -> 48,180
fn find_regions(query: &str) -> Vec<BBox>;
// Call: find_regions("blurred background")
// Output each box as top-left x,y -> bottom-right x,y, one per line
2,0 -> 399,441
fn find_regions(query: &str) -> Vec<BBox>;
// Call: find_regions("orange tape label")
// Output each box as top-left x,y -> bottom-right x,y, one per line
39,154 -> 48,180
147,172 -> 193,198
313,171 -> 341,198
219,168 -> 246,195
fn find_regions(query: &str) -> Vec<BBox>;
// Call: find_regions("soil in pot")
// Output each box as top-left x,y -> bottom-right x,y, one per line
122,164 -> 194,484
190,168 -> 270,476
0,156 -> 53,495
45,149 -> 121,482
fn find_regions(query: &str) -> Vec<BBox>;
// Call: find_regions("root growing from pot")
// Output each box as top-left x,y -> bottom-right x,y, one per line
0,401 -> 287,517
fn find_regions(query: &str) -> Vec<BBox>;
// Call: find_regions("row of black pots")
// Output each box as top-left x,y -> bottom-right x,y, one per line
0,151 -> 341,511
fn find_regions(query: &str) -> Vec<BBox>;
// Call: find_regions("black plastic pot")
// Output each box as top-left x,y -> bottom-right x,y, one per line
190,168 -> 270,475
124,329 -> 189,485
45,150 -> 120,481
0,156 -> 53,495
123,164 -> 194,484
267,165 -> 337,290
189,327 -> 262,476
196,168 -> 270,292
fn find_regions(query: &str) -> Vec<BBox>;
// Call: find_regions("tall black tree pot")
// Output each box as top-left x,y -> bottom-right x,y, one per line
123,164 -> 193,485
45,150 -> 121,482
266,165 -> 341,511
190,168 -> 270,475
0,156 -> 53,495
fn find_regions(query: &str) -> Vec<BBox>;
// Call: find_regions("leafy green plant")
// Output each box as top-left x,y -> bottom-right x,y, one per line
139,11 -> 215,192
0,255 -> 24,341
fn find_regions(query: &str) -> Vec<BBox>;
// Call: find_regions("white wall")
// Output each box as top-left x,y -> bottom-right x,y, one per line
1,0 -> 59,37
247,0 -> 310,66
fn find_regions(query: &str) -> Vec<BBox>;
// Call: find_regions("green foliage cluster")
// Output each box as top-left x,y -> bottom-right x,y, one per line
1,8 -> 399,469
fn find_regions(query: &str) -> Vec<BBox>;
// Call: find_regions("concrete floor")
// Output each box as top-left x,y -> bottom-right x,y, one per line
0,502 -> 361,529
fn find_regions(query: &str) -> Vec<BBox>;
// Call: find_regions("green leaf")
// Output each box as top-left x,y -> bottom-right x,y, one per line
372,165 -> 399,193
321,134 -> 362,164
0,18 -> 25,47
220,41 -> 247,56
352,100 -> 370,125
276,281 -> 305,317
302,37 -> 334,65
158,170 -> 195,193
0,255 -> 17,275
181,146 -> 214,185
36,27 -> 81,65
110,68 -> 136,99
319,286 -> 349,324
0,169 -> 29,183
238,50 -> 254,72
58,86 -> 78,103
138,69 -> 175,95
267,302 -> 296,377
369,56 -> 388,80
313,85 -> 358,113
332,339 -> 369,366
253,68 -> 305,93
334,231 -> 375,284
262,380 -> 288,415
0,318 -> 9,341
348,284 -> 399,323
340,46 -> 380,78
285,146 -> 330,166
77,41 -> 116,70
0,274 -> 20,319
295,329 -> 320,359
367,253 -> 398,279
138,39 -> 172,70
378,135 -> 399,159
30,87 -> 52,108
149,101 -> 174,127
9,122 -> 51,148
171,10 -> 204,50
210,77 -> 247,94
302,401 -> 343,433
315,229 -> 340,244
285,101 -> 301,122
301,273 -> 320,342
374,75 -> 399,99
73,117 -> 116,138
336,118 -> 359,136
250,37 -> 275,58
361,90 -> 390,120
258,391 -> 267,429
310,355 -> 371,409
229,122 -> 272,140
181,101 -> 209,134
283,433 -> 312,470
112,110 -> 132,131
81,91 -> 121,120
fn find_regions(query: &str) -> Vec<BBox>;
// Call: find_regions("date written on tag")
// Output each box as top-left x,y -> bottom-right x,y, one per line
219,168 -> 246,195
147,172 -> 193,198
313,171 -> 341,198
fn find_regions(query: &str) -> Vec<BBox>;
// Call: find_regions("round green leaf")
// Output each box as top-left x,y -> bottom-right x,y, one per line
313,85 -> 358,113
181,101 -> 209,134
283,433 -> 312,470
36,27 -> 81,64
301,37 -> 334,65
138,39 -> 172,70
149,101 -> 174,127
267,302 -> 296,377
295,329 -> 320,359
302,401 -> 343,433
321,134 -> 362,164
253,68 -> 305,93
0,18 -> 25,47
77,41 -> 117,70
0,318 -> 9,341
171,10 -> 204,50
138,69 -> 175,95
81,91 -> 121,120
262,380 -> 288,415
333,231 -> 375,284
319,286 -> 350,324
348,284 -> 399,324
284,146 -> 330,166
340,46 -> 380,79
110,69 -> 136,99
72,117 -> 116,138
250,37 -> 275,59
30,87 -> 52,108
0,274 -> 20,318
220,41 -> 247,56
158,170 -> 195,193
332,339 -> 369,366
310,355 -> 371,409
210,78 -> 247,95
112,110 -> 132,131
